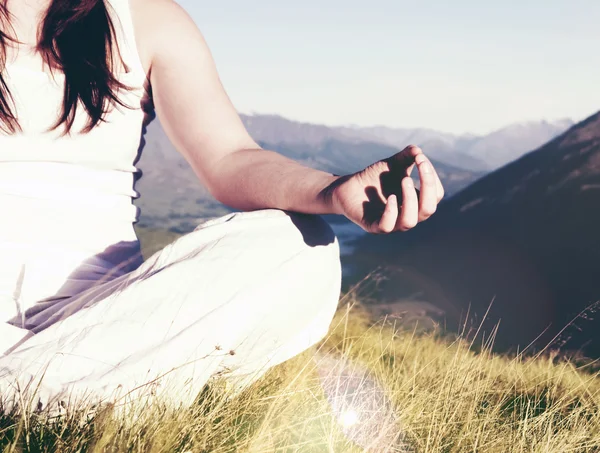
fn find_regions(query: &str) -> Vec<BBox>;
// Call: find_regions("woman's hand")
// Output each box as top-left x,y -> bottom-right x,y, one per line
326,145 -> 444,233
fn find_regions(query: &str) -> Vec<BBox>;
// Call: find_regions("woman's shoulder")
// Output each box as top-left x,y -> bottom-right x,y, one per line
128,0 -> 203,76
129,0 -> 197,34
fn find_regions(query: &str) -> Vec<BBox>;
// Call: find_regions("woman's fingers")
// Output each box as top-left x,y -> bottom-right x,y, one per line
430,160 -> 445,202
378,194 -> 399,233
369,146 -> 444,233
418,152 -> 444,202
401,144 -> 421,177
386,144 -> 422,177
396,177 -> 419,231
415,154 -> 439,221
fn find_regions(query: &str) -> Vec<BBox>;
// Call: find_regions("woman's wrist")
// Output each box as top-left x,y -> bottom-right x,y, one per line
317,174 -> 348,216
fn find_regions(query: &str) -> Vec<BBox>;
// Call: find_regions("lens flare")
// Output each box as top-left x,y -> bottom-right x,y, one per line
340,408 -> 359,428
315,353 -> 411,452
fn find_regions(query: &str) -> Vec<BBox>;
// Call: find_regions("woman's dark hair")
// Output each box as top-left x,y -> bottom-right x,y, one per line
0,0 -> 130,134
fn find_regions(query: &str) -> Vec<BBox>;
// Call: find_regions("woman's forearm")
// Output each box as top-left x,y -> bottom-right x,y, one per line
207,148 -> 343,215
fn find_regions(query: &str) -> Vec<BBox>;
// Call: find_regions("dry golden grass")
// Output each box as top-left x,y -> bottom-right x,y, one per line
1,292 -> 599,453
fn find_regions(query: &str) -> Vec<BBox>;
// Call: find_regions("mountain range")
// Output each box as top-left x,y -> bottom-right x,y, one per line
349,111 -> 600,356
241,114 -> 573,171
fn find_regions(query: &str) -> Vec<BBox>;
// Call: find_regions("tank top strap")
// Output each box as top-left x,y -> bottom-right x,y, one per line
106,0 -> 147,84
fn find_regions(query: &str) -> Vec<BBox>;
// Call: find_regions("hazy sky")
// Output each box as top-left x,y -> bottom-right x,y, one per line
176,0 -> 599,135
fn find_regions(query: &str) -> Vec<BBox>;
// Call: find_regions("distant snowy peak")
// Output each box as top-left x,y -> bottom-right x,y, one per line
463,118 -> 576,169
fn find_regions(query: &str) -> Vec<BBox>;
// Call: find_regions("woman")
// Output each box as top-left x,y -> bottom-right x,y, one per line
0,0 -> 443,411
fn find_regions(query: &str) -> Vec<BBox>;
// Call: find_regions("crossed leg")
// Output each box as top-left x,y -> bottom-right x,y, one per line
0,210 -> 342,412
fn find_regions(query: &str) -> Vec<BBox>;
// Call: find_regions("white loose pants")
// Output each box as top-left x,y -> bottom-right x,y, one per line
0,210 -> 342,412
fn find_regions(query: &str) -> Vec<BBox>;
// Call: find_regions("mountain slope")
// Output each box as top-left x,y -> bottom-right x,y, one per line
350,112 -> 600,356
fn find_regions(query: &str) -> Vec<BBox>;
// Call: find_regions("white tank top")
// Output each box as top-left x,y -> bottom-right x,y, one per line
0,0 -> 151,321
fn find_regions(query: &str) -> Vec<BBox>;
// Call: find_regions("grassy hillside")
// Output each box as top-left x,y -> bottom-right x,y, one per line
1,291 -> 598,453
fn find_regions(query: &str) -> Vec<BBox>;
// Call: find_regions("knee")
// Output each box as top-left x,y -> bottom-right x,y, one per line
230,209 -> 342,291
267,211 -> 340,276
286,212 -> 337,249
223,209 -> 339,257
288,211 -> 341,281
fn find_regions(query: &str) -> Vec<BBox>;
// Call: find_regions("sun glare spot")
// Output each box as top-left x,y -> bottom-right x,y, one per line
340,409 -> 359,428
